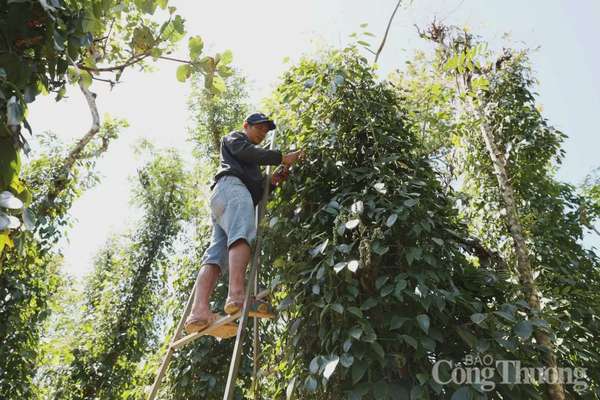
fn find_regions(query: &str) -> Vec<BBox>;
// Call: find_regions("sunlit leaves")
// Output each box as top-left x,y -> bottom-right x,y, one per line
188,35 -> 204,60
322,356 -> 339,379
176,64 -> 192,82
219,49 -> 233,65
0,191 -> 23,209
131,26 -> 155,53
345,218 -> 360,229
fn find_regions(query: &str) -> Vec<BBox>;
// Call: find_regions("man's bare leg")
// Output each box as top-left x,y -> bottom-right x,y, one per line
227,238 -> 252,305
186,263 -> 220,323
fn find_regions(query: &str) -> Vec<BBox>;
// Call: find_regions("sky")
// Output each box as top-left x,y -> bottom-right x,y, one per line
27,0 -> 600,277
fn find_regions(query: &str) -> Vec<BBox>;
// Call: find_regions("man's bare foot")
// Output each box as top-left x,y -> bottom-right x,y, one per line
184,309 -> 218,333
224,294 -> 245,315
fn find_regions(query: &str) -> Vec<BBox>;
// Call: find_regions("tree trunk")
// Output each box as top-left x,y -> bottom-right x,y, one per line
474,103 -> 566,400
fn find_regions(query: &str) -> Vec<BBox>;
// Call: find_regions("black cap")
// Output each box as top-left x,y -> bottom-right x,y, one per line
245,112 -> 276,131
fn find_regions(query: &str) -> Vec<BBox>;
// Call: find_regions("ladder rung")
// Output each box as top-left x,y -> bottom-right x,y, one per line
170,289 -> 270,350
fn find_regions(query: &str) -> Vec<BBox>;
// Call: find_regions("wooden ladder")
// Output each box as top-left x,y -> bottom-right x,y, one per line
147,132 -> 279,400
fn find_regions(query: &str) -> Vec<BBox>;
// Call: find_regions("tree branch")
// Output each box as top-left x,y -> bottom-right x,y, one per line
78,53 -> 150,72
42,81 -> 101,209
157,55 -> 193,64
374,0 -> 402,64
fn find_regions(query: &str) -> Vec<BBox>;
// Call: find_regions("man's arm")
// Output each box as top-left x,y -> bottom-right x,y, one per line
227,136 -> 282,165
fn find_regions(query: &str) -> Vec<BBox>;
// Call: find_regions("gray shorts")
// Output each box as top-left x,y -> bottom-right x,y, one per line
200,175 -> 257,274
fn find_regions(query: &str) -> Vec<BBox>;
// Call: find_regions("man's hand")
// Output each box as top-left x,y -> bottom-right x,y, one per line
282,149 -> 304,167
271,165 -> 290,187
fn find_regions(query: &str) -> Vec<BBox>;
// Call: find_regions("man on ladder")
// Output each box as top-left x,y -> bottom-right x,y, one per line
184,112 -> 304,336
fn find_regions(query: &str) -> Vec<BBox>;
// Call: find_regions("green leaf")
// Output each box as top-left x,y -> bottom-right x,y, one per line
351,200 -> 364,214
403,198 -> 418,207
385,213 -> 398,227
304,376 -> 317,392
347,307 -> 363,318
493,310 -> 516,322
373,182 -> 386,194
349,326 -> 362,340
286,376 -> 297,400
188,35 -> 204,60
450,386 -> 472,400
323,356 -> 339,379
312,284 -> 320,295
372,241 -> 389,255
351,360 -> 368,384
395,279 -> 407,294
470,313 -> 487,325
347,260 -> 359,272
131,26 -> 155,52
416,373 -> 429,385
372,381 -> 388,399
340,353 -> 354,368
331,303 -> 344,314
343,339 -> 352,352
333,261 -> 347,273
212,76 -> 226,94
432,237 -> 444,246
405,247 -> 422,265
345,218 -> 360,230
361,298 -> 377,310
416,314 -> 430,334
456,326 -> 477,348
217,64 -> 234,78
176,64 -> 191,82
401,334 -> 418,349
309,356 -> 321,374
79,70 -> 92,89
375,276 -> 389,290
390,316 -> 409,330
370,342 -> 384,360
0,232 -> 9,255
0,137 -> 20,189
220,49 -> 233,65
514,320 -> 533,339
362,329 -> 377,343
530,318 -> 550,330
310,238 -> 329,257
410,386 -> 423,400
380,284 -> 394,297
421,337 -> 436,351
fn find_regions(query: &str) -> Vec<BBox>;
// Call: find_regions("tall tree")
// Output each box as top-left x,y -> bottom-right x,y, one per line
254,47 -> 542,400
0,118 -> 123,398
156,67 -> 254,400
397,22 -> 600,398
54,148 -> 190,399
0,0 -> 228,241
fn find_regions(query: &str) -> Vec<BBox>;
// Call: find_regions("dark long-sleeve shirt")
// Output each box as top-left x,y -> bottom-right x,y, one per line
211,131 -> 283,206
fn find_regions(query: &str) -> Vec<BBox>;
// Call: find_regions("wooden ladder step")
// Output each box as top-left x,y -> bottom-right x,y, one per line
170,289 -> 271,350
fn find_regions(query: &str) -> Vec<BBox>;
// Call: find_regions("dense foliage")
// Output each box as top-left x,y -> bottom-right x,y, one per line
45,148 -> 190,399
0,0 -> 230,246
0,119 -> 123,398
252,48 -> 539,399
395,25 -> 600,398
2,11 -> 599,400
